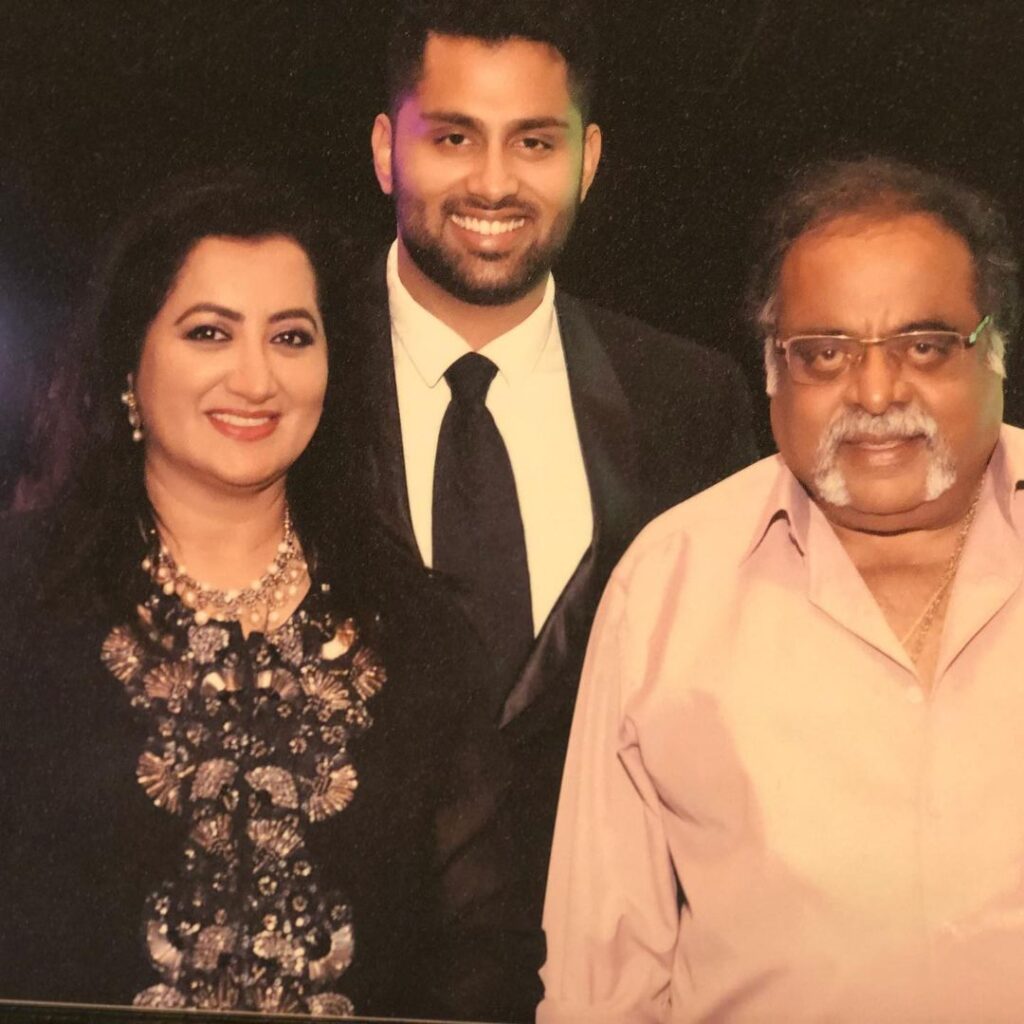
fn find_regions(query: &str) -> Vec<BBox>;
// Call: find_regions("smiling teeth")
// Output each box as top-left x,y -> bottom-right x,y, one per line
451,214 -> 526,235
210,413 -> 274,427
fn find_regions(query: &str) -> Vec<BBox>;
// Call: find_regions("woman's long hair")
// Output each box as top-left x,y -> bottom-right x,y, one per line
18,172 -> 359,619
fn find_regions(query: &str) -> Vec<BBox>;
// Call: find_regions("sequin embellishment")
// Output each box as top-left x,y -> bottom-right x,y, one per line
102,586 -> 384,1013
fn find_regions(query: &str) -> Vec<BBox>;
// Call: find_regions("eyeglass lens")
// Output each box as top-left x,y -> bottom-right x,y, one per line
786,332 -> 967,384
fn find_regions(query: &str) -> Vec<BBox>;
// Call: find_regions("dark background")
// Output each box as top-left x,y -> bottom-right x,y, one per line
2,0 -> 1023,507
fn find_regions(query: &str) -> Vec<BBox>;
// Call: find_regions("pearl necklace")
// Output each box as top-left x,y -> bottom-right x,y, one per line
142,508 -> 308,629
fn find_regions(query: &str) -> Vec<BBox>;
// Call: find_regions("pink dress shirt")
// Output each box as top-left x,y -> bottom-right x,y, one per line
540,424 -> 1024,1023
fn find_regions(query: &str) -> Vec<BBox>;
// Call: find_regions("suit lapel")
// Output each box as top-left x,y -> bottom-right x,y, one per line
352,260 -> 420,558
353,264 -> 641,727
500,294 -> 642,728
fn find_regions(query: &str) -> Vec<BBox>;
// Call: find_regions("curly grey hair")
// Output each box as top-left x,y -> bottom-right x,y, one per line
747,157 -> 1019,395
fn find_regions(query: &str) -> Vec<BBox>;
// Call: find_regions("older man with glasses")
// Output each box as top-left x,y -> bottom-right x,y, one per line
539,157 -> 1024,1022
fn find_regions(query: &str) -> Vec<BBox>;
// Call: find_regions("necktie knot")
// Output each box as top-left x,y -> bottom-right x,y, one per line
444,352 -> 498,408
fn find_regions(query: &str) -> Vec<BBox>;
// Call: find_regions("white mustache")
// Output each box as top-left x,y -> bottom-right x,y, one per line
812,403 -> 956,507
818,404 -> 940,453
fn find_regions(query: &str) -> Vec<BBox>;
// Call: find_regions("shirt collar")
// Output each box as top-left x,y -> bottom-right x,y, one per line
990,426 -> 1024,528
740,455 -> 811,563
741,426 -> 1024,565
386,239 -> 557,388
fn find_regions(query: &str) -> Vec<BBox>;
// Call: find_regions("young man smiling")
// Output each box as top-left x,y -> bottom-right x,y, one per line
370,26 -> 602,343
338,1 -> 756,1019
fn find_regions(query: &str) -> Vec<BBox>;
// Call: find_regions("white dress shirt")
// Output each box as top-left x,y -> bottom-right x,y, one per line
386,242 -> 593,634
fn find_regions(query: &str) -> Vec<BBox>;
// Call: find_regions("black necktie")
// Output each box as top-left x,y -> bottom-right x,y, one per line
432,353 -> 533,702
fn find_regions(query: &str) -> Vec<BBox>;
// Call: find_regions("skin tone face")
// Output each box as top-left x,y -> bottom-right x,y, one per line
371,32 -> 601,341
770,211 -> 1004,536
135,235 -> 328,500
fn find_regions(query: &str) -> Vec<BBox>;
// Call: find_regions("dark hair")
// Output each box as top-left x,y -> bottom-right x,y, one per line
18,172 -> 356,618
386,0 -> 599,122
748,157 -> 1021,351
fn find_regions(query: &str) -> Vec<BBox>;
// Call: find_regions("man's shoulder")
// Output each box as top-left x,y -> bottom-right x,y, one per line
556,291 -> 736,377
615,455 -> 784,578
556,291 -> 760,500
1001,422 -> 1024,456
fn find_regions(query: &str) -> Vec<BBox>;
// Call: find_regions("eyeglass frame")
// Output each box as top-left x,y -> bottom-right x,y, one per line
771,314 -> 993,386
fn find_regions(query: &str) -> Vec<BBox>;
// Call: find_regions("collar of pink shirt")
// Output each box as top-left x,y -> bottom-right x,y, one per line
737,426 -> 1024,681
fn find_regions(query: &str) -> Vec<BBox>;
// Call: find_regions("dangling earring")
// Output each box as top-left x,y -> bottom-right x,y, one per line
120,373 -> 144,442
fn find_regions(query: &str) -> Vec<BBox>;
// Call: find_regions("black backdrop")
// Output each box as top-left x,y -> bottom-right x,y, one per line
3,0 -> 1024,506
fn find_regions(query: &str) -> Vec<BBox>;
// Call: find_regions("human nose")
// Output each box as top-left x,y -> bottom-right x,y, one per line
465,141 -> 518,204
225,338 -> 276,402
844,342 -> 911,414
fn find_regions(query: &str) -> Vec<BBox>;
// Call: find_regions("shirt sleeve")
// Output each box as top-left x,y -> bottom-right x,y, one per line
538,557 -> 683,1024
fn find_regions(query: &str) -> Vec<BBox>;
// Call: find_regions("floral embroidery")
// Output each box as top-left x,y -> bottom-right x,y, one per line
101,586 -> 384,1014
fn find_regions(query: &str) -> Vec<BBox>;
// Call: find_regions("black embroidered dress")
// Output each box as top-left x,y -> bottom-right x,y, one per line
100,583 -> 385,1015
1,512 -> 521,1020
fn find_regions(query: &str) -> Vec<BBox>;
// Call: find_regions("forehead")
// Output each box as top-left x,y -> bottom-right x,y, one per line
169,235 -> 317,301
403,32 -> 578,124
777,212 -> 979,333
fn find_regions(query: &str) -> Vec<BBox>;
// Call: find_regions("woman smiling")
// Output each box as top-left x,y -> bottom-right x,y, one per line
0,177 -> 506,1018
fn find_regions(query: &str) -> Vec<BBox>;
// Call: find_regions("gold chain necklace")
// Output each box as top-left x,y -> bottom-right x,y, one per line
142,507 -> 308,629
899,491 -> 981,661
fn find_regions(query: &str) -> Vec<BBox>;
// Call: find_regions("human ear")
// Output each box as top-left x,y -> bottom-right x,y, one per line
371,113 -> 395,195
579,123 -> 603,202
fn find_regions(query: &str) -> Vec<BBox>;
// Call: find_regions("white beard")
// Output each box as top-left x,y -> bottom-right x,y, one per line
812,404 -> 957,507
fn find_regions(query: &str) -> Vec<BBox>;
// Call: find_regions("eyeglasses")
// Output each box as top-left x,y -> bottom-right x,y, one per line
773,315 -> 991,386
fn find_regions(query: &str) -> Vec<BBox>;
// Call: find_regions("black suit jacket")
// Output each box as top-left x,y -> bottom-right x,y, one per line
334,261 -> 759,1020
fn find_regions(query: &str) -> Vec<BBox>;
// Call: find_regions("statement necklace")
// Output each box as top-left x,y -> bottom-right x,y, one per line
142,508 -> 308,629
899,490 -> 980,661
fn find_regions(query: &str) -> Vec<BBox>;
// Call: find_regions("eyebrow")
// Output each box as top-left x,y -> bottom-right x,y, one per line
896,319 -> 960,333
420,111 -> 571,132
174,303 -> 241,325
269,308 -> 320,331
790,319 -> 960,337
174,303 -> 319,331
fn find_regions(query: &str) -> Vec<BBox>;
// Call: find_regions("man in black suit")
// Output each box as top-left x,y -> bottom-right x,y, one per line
340,1 -> 758,1018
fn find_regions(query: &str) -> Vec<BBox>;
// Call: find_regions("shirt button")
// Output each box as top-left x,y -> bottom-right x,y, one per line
906,687 -> 925,705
